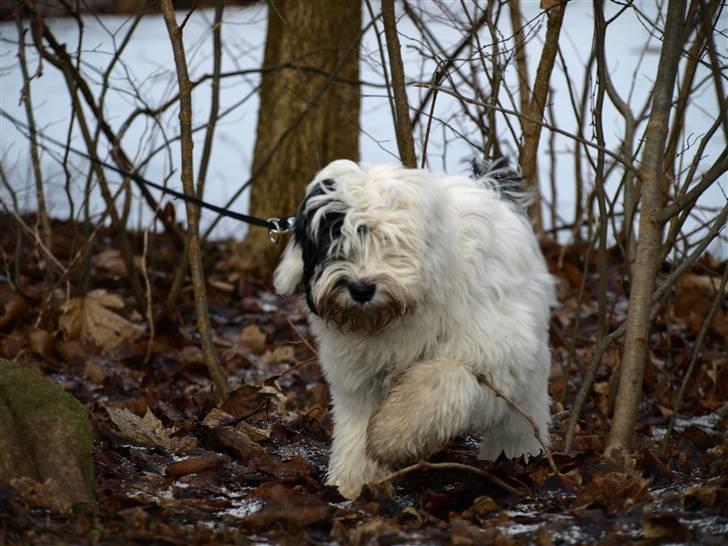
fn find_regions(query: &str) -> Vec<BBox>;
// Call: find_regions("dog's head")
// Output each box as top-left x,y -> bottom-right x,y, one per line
274,160 -> 442,334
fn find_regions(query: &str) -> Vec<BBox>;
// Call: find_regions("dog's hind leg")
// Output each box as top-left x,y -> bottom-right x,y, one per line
366,360 -> 480,466
478,364 -> 550,461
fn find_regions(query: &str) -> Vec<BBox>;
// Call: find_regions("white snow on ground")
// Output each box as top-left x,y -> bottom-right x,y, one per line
0,3 -> 725,253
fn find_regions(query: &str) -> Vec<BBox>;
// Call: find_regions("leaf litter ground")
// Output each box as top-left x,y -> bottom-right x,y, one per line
0,214 -> 726,545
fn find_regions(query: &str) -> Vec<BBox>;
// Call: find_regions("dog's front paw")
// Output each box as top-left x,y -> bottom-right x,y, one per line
367,360 -> 480,466
366,403 -> 441,467
330,479 -> 363,501
326,453 -> 390,500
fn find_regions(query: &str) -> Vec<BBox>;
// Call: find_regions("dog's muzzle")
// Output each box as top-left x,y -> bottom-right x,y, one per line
316,277 -> 412,334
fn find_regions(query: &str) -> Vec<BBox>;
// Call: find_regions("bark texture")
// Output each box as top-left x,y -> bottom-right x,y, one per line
382,0 -> 416,168
519,0 -> 566,233
508,0 -> 530,126
605,0 -> 686,460
161,0 -> 230,402
236,0 -> 361,277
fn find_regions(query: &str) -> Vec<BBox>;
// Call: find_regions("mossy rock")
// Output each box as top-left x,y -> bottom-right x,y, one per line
0,359 -> 94,504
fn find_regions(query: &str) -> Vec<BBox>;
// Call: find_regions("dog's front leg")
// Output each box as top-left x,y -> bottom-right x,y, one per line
326,387 -> 390,499
367,360 -> 481,466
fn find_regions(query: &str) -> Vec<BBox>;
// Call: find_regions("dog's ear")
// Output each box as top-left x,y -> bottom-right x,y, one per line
274,241 -> 303,295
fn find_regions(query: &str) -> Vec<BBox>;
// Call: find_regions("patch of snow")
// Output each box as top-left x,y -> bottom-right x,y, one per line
652,412 -> 723,441
499,521 -> 543,536
679,515 -> 728,536
550,523 -> 597,545
221,498 -> 263,519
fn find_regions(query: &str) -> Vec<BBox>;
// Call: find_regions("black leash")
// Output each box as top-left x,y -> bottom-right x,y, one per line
0,108 -> 296,244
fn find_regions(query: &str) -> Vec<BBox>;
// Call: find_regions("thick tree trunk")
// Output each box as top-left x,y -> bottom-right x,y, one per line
236,0 -> 361,277
605,0 -> 686,460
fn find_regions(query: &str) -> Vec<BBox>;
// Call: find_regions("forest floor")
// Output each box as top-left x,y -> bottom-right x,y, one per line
0,214 -> 726,546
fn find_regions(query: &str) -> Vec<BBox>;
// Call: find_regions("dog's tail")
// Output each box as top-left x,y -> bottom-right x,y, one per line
470,157 -> 534,210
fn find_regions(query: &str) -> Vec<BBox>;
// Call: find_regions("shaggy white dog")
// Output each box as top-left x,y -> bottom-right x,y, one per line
274,159 -> 555,499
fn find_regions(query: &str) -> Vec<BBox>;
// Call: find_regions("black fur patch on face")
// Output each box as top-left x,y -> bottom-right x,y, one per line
293,178 -> 345,314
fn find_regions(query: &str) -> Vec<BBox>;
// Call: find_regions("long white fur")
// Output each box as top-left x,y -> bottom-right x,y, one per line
274,159 -> 556,499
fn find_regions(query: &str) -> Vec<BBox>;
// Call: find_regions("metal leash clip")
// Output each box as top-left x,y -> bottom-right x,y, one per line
267,216 -> 296,245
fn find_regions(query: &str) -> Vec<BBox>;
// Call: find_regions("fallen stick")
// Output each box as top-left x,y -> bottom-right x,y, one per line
370,461 -> 525,497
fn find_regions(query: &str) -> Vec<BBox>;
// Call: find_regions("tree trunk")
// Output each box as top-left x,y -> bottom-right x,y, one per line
519,0 -> 566,234
605,0 -> 686,461
236,0 -> 361,277
381,0 -> 416,168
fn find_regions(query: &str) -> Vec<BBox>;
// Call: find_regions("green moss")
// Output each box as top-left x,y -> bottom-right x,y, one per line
0,359 -> 95,504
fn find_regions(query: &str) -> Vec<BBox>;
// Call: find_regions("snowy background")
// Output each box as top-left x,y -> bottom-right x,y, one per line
0,2 -> 725,253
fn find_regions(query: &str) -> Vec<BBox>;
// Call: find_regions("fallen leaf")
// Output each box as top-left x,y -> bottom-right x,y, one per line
261,345 -> 295,365
221,385 -> 273,420
0,288 -> 27,329
59,289 -> 142,352
642,514 -> 692,541
462,495 -> 499,517
178,345 -> 205,368
106,406 -> 196,452
83,358 -> 106,384
165,454 -> 227,478
238,324 -> 267,352
26,328 -> 56,362
91,249 -> 127,276
10,477 -> 73,513
244,484 -> 331,529
576,470 -> 650,512
202,407 -> 270,442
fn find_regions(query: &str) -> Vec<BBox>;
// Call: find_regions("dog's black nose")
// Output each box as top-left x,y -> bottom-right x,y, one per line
348,281 -> 376,303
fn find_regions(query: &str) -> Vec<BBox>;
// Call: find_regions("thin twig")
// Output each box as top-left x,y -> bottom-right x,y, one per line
14,4 -> 52,263
0,196 -> 66,275
142,229 -> 154,364
476,374 -> 560,478
287,318 -> 318,356
413,83 -> 641,176
371,461 -> 525,497
662,266 -> 728,449
420,67 -> 440,169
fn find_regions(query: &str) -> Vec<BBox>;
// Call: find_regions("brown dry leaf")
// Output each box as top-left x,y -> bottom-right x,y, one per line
202,407 -> 270,442
83,358 -> 106,384
674,273 -> 728,340
261,345 -> 295,365
576,470 -> 650,512
106,406 -> 196,452
178,345 -> 205,368
244,484 -> 332,530
10,477 -> 73,513
0,287 -> 27,329
59,289 -> 141,352
91,249 -> 127,276
26,328 -> 56,362
238,324 -> 267,352
642,514 -> 692,541
165,454 -> 227,478
220,384 -> 287,422
462,495 -> 499,517
208,277 -> 235,293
